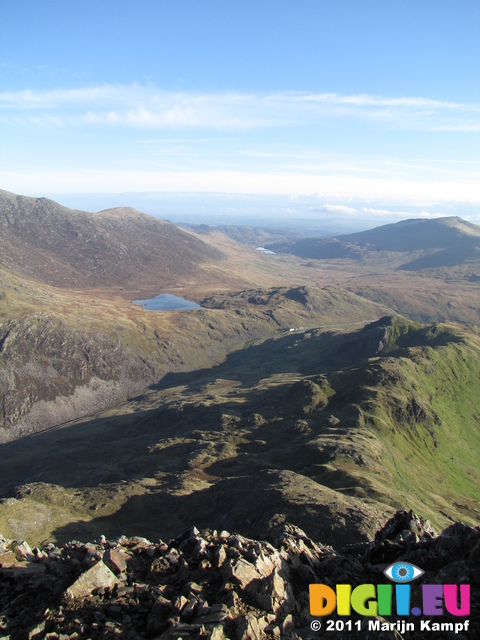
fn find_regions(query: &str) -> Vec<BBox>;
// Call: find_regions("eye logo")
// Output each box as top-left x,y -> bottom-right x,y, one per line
384,562 -> 424,583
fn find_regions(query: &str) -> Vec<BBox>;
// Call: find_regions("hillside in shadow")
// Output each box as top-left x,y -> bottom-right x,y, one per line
0,317 -> 478,547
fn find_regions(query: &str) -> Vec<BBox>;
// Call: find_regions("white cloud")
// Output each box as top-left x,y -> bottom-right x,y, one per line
313,204 -> 359,215
281,93 -> 473,110
0,85 -> 273,129
431,124 -> 480,132
1,84 -> 479,131
2,85 -> 478,205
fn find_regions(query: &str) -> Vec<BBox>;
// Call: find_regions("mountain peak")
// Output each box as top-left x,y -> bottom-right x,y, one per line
0,190 -> 224,289
269,215 -> 480,268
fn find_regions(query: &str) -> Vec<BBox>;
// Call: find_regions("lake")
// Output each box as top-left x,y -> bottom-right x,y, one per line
133,293 -> 202,311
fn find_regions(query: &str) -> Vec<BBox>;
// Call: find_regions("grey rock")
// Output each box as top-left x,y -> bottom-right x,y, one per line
28,620 -> 46,640
0,550 -> 16,567
0,511 -> 478,640
64,560 -> 118,600
222,556 -> 263,592
180,595 -> 198,621
13,540 -> 35,562
208,625 -> 228,640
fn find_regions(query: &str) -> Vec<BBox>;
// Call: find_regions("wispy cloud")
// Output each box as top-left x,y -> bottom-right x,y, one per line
279,93 -> 470,109
2,84 -> 479,205
431,124 -> 480,132
0,85 -> 271,129
1,84 -> 479,131
3,169 -> 480,204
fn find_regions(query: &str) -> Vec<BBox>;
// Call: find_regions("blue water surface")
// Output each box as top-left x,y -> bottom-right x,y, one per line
133,293 -> 202,311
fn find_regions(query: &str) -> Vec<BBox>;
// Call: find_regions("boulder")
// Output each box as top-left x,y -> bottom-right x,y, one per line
64,560 -> 118,600
103,548 -> 127,574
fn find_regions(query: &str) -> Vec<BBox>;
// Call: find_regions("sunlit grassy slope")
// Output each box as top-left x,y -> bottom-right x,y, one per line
1,191 -> 479,548
361,319 -> 480,523
0,316 -> 478,546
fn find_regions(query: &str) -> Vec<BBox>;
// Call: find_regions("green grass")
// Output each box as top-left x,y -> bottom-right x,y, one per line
358,321 -> 480,529
0,315 -> 479,546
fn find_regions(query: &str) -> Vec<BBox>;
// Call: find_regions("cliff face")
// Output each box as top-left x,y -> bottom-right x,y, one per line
0,511 -> 478,640
0,313 -> 162,441
1,316 -> 479,551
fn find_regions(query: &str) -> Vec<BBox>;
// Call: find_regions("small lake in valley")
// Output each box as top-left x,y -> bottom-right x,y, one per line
133,293 -> 202,311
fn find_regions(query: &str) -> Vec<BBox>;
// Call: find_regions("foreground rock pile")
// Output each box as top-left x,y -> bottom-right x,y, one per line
0,511 -> 478,639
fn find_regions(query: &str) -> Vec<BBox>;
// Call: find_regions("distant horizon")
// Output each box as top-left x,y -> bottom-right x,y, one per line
36,189 -> 480,236
1,1 -> 479,224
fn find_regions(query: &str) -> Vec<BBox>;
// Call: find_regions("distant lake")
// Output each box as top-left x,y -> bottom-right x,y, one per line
133,293 -> 202,311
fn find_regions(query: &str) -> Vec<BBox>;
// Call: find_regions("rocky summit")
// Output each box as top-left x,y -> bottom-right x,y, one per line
0,511 -> 478,640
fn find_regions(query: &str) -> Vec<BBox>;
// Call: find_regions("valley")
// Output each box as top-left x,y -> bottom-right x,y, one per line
0,189 -> 479,553
3,6 -> 479,638
1,314 -> 479,549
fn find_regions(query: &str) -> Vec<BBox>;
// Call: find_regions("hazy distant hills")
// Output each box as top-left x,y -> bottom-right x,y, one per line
0,189 -> 224,290
180,222 -> 304,246
269,216 -> 480,270
0,189 -> 394,440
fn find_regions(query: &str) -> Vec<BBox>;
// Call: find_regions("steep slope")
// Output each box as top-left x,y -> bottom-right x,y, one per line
1,189 -> 478,551
0,281 -> 391,441
269,216 -> 480,270
0,316 -> 478,547
0,189 -> 224,290
1,189 -> 400,441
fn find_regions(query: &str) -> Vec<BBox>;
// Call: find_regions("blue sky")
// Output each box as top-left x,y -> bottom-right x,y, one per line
1,0 -> 479,222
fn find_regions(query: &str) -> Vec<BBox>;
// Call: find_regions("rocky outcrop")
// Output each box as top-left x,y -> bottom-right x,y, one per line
0,511 -> 478,639
0,314 -> 162,441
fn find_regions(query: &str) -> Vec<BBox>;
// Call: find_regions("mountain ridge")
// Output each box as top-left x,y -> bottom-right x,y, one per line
0,284 -> 392,441
268,216 -> 480,269
1,511 -> 478,640
1,316 -> 478,548
0,189 -> 224,290
0,189 -> 479,567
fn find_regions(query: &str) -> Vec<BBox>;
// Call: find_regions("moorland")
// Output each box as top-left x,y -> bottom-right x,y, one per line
1,188 -> 479,547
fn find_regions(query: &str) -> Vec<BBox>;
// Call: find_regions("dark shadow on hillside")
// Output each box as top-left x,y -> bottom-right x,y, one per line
150,319 -> 387,392
49,469 -> 376,549
0,316 -> 462,499
150,315 -> 462,392
0,375 -> 355,498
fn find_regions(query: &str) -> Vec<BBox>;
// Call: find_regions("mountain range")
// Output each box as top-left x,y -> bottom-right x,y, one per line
0,189 -> 479,553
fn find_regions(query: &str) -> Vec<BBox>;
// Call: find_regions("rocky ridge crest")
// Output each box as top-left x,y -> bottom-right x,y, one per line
0,511 -> 478,640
